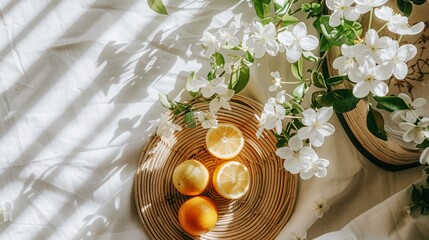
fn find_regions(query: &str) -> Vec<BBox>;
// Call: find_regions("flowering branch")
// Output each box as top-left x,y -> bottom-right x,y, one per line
151,0 -> 428,184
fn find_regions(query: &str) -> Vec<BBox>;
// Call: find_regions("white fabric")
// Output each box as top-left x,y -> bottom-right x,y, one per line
0,0 -> 426,239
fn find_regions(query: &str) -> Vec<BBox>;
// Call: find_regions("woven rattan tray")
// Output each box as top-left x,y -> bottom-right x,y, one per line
134,94 -> 298,240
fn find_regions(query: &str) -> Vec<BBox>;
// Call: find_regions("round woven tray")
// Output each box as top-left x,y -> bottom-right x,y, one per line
134,94 -> 298,240
325,2 -> 428,170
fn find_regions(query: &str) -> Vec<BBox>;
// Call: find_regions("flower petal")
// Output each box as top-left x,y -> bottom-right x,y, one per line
353,82 -> 371,98
293,22 -> 307,38
300,35 -> 319,51
329,11 -> 342,27
289,135 -> 303,151
286,44 -> 302,63
393,62 -> 408,80
276,147 -> 293,159
317,107 -> 333,123
371,81 -> 389,96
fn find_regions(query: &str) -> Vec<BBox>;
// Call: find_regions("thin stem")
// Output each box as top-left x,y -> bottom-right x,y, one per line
377,23 -> 388,33
398,35 -> 403,44
368,7 -> 374,30
281,81 -> 303,85
284,115 -> 302,119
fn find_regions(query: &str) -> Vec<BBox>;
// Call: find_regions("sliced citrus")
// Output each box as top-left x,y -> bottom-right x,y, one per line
172,160 -> 209,196
212,160 -> 250,199
205,123 -> 244,160
178,196 -> 218,235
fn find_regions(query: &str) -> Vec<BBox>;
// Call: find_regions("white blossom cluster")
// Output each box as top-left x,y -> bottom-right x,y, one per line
202,19 -> 318,64
150,0 -> 429,181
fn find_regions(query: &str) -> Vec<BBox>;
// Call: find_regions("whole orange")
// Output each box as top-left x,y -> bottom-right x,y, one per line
172,160 -> 209,196
178,196 -> 218,235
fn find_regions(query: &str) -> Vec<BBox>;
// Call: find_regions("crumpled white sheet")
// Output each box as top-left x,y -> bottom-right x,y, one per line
0,0 -> 426,239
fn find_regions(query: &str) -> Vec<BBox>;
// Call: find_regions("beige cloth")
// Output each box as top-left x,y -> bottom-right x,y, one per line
0,0 -> 426,239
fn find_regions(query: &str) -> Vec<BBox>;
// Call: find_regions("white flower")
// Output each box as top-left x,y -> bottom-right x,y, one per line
0,202 -> 12,225
333,44 -> 366,75
201,31 -> 220,57
420,147 -> 429,165
209,89 -> 235,114
200,77 -> 228,98
246,21 -> 279,58
325,0 -> 360,27
269,71 -> 282,92
391,93 -> 427,124
194,111 -> 218,129
262,97 -> 286,134
216,22 -> 240,47
311,198 -> 330,218
158,93 -> 173,109
354,0 -> 388,14
288,231 -> 307,240
149,113 -> 182,140
378,41 -> 417,80
276,135 -> 314,174
255,113 -> 267,139
186,74 -> 205,92
277,22 -> 319,63
300,155 -> 330,179
363,29 -> 392,62
395,21 -> 425,36
374,6 -> 404,29
298,107 -> 335,147
349,57 -> 391,98
399,118 -> 429,144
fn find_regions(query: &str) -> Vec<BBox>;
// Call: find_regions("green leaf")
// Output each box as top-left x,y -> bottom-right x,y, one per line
319,35 -> 333,52
367,106 -> 388,141
320,89 -> 360,113
184,111 -> 196,128
148,0 -> 168,15
212,52 -> 225,67
282,15 -> 299,26
231,64 -> 250,93
291,57 -> 303,79
293,82 -> 306,98
373,96 -> 409,112
244,51 -> 254,63
311,91 -> 326,109
412,184 -> 423,203
397,0 -> 413,16
411,0 -> 426,5
314,15 -> 360,46
422,187 -> 429,205
291,101 -> 304,113
311,71 -> 326,88
207,70 -> 216,80
276,138 -> 287,148
325,75 -> 348,86
417,139 -> 429,149
252,0 -> 271,19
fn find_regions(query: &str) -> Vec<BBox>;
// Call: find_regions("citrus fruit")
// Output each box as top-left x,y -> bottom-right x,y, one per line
178,196 -> 218,235
205,123 -> 244,160
212,160 -> 250,199
172,160 -> 209,196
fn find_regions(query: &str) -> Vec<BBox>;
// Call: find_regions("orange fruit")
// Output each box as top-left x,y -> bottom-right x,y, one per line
172,160 -> 209,196
178,196 -> 218,235
212,160 -> 250,199
205,123 -> 244,160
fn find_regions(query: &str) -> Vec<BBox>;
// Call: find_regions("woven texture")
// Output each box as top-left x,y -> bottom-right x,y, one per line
134,94 -> 298,240
325,1 -> 428,168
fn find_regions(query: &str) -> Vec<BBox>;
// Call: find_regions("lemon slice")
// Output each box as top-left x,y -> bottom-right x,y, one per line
212,161 -> 250,199
205,123 -> 244,160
